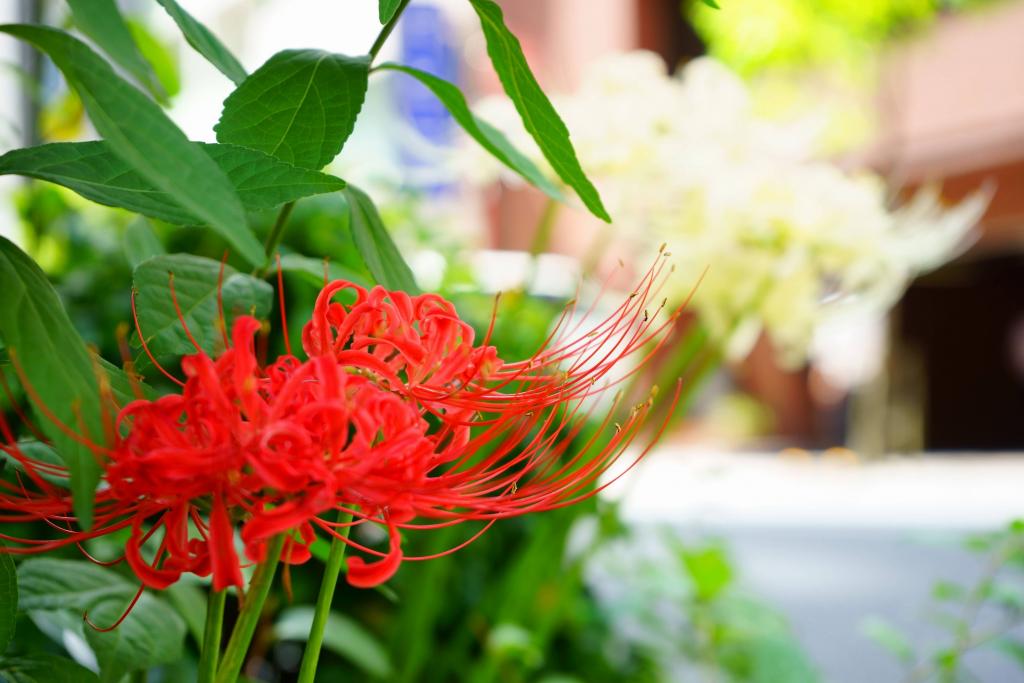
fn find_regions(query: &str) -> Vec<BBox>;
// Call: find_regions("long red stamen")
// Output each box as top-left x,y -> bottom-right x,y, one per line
217,251 -> 230,350
85,584 -> 145,632
130,289 -> 185,387
276,254 -> 293,357
168,272 -> 202,353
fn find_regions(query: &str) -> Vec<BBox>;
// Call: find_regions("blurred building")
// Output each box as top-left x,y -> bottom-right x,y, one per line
874,1 -> 1024,450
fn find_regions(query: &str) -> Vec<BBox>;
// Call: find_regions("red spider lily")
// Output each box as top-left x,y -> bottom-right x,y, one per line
0,253 -> 682,596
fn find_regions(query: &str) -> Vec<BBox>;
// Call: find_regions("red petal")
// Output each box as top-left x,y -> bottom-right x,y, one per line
125,521 -> 179,590
209,494 -> 243,591
346,522 -> 403,588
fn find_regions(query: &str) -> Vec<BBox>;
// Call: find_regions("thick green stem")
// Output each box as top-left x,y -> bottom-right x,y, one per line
528,198 -> 559,257
262,201 -> 295,263
369,0 -> 412,61
215,535 -> 285,683
580,220 -> 614,281
296,512 -> 354,683
523,197 -> 560,293
197,589 -> 226,683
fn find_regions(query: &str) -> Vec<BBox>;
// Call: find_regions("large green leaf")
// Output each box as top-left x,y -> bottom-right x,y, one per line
0,237 -> 102,528
995,638 -> 1024,670
85,593 -> 185,683
377,63 -> 563,202
17,559 -> 128,613
275,607 -> 393,679
465,0 -> 609,222
378,0 -> 404,23
860,616 -> 915,664
0,549 -> 14,653
163,580 -> 206,646
344,186 -> 418,293
64,0 -> 164,102
155,0 -> 247,86
17,559 -> 184,683
133,253 -> 273,358
0,654 -> 99,683
0,25 -> 262,266
0,142 -> 346,226
215,49 -> 370,170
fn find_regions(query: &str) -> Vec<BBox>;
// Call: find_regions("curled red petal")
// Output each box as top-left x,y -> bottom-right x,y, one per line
346,522 -> 403,588
125,520 -> 180,590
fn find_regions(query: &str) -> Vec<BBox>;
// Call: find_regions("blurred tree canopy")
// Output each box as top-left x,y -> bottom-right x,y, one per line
684,0 -> 999,152
688,0 -> 997,76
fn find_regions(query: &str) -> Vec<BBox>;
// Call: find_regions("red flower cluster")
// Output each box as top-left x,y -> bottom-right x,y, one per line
0,257 -> 679,592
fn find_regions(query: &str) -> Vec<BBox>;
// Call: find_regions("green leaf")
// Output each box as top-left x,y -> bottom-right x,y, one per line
275,607 -> 393,679
860,616 -> 915,664
17,559 -> 185,682
466,0 -> 609,222
378,0 -> 404,23
0,25 -> 261,266
155,0 -> 247,86
990,581 -> 1024,611
0,548 -> 15,653
0,653 -> 99,683
701,0 -> 722,8
995,638 -> 1024,669
163,581 -> 206,646
344,186 -> 418,293
278,253 -> 369,288
376,64 -> 563,202
0,142 -> 346,226
123,219 -> 165,269
126,18 -> 181,99
133,253 -> 273,358
215,49 -> 370,170
85,593 -> 185,683
24,609 -> 84,648
931,580 -> 966,602
680,544 -> 733,601
18,558 -> 129,613
0,237 -> 102,528
64,0 -> 165,102
934,647 -> 959,673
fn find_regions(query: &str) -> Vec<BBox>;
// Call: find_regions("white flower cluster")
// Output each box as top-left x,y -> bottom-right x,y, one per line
460,52 -> 989,366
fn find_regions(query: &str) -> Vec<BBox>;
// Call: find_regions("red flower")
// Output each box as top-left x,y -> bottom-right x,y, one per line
0,255 -> 680,592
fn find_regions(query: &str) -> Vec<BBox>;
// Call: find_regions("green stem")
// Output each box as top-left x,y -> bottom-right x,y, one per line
522,197 -> 559,294
296,512 -> 354,683
215,535 -> 285,683
528,198 -> 559,257
580,220 -> 614,281
262,201 -> 296,264
197,589 -> 226,683
369,0 -> 412,61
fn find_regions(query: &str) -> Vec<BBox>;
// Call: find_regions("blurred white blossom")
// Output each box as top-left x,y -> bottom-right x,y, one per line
458,52 -> 989,366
